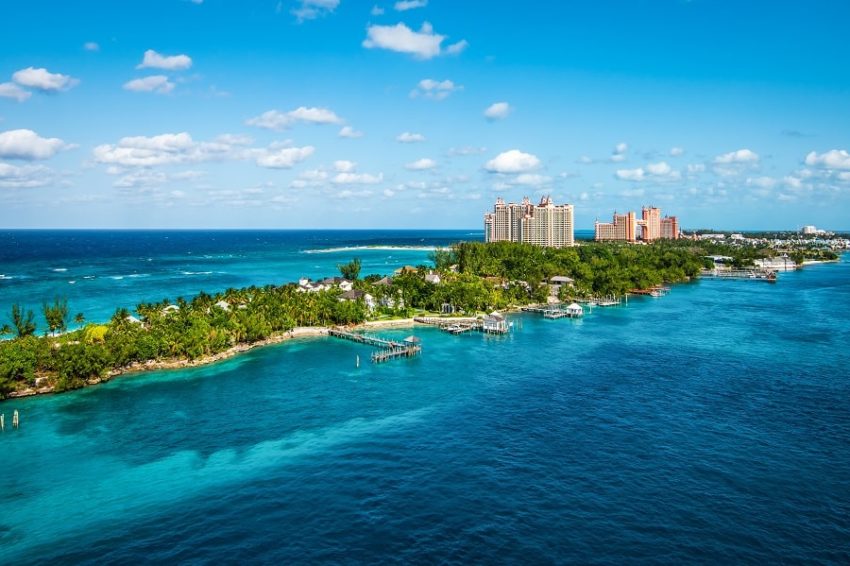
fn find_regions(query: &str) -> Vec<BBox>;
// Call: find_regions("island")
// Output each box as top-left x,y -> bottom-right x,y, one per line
0,236 -> 842,399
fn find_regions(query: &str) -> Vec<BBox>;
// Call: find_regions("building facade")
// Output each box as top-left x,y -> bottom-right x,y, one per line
484,196 -> 574,248
595,206 -> 680,242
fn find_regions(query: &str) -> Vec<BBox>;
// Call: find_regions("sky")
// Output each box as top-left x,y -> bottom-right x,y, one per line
1,0 -> 849,230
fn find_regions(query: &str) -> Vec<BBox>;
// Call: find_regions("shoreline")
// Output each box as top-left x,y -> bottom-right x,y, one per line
4,318 -> 421,401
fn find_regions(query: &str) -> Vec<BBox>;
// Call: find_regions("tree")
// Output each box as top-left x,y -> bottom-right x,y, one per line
74,312 -> 85,325
43,297 -> 69,336
10,304 -> 36,338
338,257 -> 362,280
0,324 -> 11,336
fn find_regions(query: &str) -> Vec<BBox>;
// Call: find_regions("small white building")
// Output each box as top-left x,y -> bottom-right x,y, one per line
566,303 -> 583,318
482,312 -> 509,334
425,272 -> 441,284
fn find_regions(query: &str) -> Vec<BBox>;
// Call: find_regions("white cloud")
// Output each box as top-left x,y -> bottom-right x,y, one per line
290,169 -> 328,188
670,147 -> 684,157
405,157 -> 436,170
445,40 -> 468,55
12,67 -> 79,92
332,172 -> 383,185
338,126 -> 364,138
616,161 -> 679,182
805,149 -> 850,170
714,148 -> 759,164
371,5 -> 385,15
0,82 -> 31,102
397,132 -> 426,143
609,142 -> 628,162
615,167 -> 644,181
292,0 -> 339,21
114,169 -> 169,189
511,173 -> 551,186
686,163 -> 705,174
246,107 -> 343,130
0,129 -> 70,160
0,162 -> 53,188
410,78 -> 462,100
394,0 -> 426,10
255,146 -> 315,169
363,22 -> 463,59
334,160 -> 357,172
93,132 -> 248,167
84,41 -> 100,52
123,75 -> 175,94
484,149 -> 541,173
646,161 -> 672,176
746,176 -> 776,189
136,49 -> 193,71
484,101 -> 511,121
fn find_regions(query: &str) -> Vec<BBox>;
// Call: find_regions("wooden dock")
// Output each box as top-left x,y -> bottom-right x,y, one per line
328,328 -> 422,364
700,269 -> 777,282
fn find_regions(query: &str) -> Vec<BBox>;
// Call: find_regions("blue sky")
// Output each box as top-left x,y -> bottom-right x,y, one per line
1,0 -> 849,230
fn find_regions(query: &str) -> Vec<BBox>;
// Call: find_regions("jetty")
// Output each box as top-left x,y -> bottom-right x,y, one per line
700,269 -> 777,282
328,328 -> 422,364
413,314 -> 510,335
522,303 -> 584,319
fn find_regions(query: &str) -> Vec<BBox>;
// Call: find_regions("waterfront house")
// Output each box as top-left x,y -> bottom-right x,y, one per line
566,303 -> 583,318
339,289 -> 376,311
482,312 -> 509,333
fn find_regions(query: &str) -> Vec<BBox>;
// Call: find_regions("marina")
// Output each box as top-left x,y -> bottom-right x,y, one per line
700,269 -> 777,282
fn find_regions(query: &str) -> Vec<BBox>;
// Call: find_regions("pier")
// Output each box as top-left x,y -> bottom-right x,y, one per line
328,328 -> 422,363
700,269 -> 777,282
522,303 -> 584,318
413,315 -> 510,335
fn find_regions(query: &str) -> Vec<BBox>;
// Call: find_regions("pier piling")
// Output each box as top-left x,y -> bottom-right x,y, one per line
1,413 -> 4,431
12,410 -> 19,429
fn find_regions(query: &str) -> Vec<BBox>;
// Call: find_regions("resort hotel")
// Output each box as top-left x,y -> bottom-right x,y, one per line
484,196 -> 575,248
594,206 -> 680,242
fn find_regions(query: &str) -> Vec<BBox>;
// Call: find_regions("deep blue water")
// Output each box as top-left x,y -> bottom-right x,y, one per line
0,233 -> 848,564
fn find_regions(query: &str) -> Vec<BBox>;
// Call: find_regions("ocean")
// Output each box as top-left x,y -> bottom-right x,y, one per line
1,231 -> 848,564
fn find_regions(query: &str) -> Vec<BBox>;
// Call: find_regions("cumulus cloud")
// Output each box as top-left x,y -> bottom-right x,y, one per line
714,148 -> 759,164
123,75 -> 175,94
137,49 -> 193,71
84,41 -> 100,52
397,132 -> 426,143
338,126 -> 364,138
93,132 -> 250,167
0,82 -> 31,102
615,168 -> 645,181
363,22 -> 464,59
394,0 -> 426,9
616,161 -> 679,182
410,78 -> 461,100
246,107 -> 343,130
0,129 -> 71,160
405,157 -> 436,170
292,0 -> 340,21
805,149 -> 850,170
670,147 -> 684,157
484,102 -> 511,121
445,39 -> 468,55
334,160 -> 357,172
484,149 -> 541,174
113,169 -> 169,189
371,5 -> 385,15
12,67 -> 79,92
609,142 -> 628,162
255,146 -> 315,169
332,172 -> 383,185
0,162 -> 53,188
290,169 -> 329,188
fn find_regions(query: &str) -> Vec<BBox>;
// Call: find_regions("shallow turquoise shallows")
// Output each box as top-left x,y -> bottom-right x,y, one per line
1,233 -> 848,564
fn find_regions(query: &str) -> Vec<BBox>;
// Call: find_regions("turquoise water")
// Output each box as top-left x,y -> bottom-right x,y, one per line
1,237 -> 849,563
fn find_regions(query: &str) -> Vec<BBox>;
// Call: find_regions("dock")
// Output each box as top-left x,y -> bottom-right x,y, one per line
522,303 -> 584,318
328,328 -> 421,363
413,315 -> 510,335
700,269 -> 777,282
